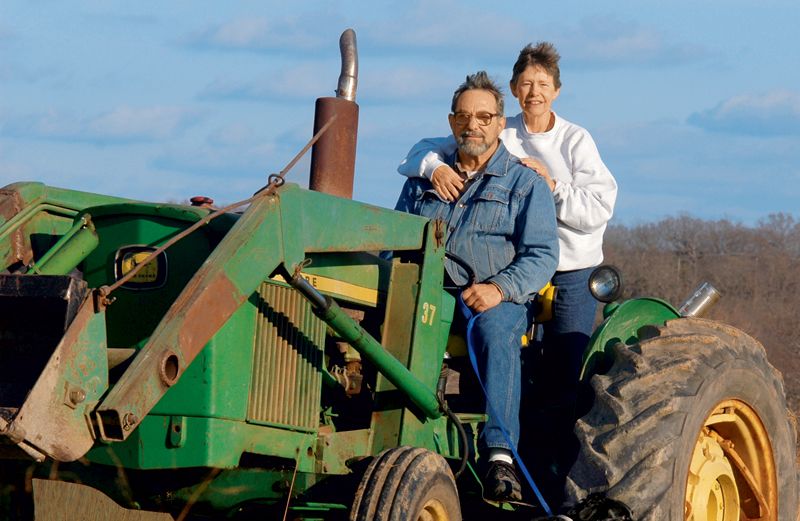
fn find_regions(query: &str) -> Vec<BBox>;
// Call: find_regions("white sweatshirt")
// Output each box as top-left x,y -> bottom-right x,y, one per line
397,112 -> 618,271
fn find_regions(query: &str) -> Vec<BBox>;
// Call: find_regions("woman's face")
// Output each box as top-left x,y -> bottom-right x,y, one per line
510,65 -> 560,120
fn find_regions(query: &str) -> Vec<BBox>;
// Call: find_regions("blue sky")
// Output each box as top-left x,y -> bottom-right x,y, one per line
1,1 -> 798,224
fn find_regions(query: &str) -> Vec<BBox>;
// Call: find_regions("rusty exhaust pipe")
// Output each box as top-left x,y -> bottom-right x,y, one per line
309,28 -> 359,199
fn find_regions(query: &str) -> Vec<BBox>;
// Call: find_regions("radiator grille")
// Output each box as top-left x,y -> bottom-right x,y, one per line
248,282 -> 325,431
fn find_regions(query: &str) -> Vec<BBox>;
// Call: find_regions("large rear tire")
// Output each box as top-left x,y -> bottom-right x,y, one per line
350,446 -> 461,521
566,317 -> 798,520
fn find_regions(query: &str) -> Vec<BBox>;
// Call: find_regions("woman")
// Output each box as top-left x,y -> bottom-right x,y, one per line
397,42 -> 617,488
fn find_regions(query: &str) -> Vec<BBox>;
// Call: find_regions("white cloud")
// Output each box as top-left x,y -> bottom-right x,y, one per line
1,106 -> 201,143
360,6 -> 707,70
688,90 -> 800,136
201,61 -> 456,105
544,16 -> 708,69
150,138 -> 313,202
153,146 -> 269,176
362,1 -> 527,57
184,15 -> 340,52
207,123 -> 257,147
354,66 -> 463,105
87,106 -> 200,140
593,119 -> 799,223
200,61 -> 338,101
206,18 -> 274,48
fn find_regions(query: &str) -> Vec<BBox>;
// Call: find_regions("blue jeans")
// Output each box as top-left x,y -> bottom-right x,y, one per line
539,267 -> 598,405
460,301 -> 531,452
520,268 -> 598,504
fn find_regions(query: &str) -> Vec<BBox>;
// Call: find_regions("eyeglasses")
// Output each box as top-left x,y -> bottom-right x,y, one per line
451,112 -> 500,127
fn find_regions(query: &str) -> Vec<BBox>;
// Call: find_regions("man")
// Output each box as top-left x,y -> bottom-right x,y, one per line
394,71 -> 559,502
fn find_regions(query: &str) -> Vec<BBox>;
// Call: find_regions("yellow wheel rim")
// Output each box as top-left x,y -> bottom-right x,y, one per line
417,498 -> 451,521
685,399 -> 777,521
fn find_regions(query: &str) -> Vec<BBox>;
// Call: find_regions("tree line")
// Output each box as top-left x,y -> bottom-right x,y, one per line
603,212 -> 800,415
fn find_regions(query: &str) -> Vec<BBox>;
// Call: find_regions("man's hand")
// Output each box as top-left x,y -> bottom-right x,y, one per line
519,157 -> 555,192
462,283 -> 503,313
430,165 -> 464,202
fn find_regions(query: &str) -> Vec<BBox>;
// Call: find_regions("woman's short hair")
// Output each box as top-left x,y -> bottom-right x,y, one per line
511,42 -> 561,89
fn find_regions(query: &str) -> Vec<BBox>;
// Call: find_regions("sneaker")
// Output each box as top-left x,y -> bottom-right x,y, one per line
483,460 -> 523,502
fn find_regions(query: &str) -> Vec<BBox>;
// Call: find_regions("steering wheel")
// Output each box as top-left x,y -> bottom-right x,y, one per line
443,252 -> 477,291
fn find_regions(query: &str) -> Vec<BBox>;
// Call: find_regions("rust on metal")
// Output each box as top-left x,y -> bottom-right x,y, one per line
174,274 -> 241,360
122,413 -> 138,432
189,196 -> 214,208
308,27 -> 359,198
0,413 -> 25,444
309,97 -> 359,199
433,219 -> 446,248
706,427 -> 771,517
0,188 -> 24,222
158,352 -> 181,387
0,188 -> 30,265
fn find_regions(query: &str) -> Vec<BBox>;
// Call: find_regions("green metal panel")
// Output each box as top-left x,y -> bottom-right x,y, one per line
0,203 -> 77,269
87,415 -> 318,471
371,260 -> 420,453
80,205 -> 220,349
580,297 -> 681,380
0,182 -> 138,269
397,221 -> 452,448
150,297 -> 254,420
29,215 -> 99,275
1,182 -> 135,214
167,468 -> 339,514
281,185 -> 429,254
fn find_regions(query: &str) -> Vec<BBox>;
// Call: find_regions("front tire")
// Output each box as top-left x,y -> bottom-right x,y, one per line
566,317 -> 798,520
350,446 -> 461,521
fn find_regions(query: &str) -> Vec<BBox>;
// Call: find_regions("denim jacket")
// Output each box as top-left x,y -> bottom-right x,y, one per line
395,142 -> 559,304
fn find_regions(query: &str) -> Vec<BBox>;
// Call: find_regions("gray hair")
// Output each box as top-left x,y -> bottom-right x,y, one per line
450,71 -> 504,115
511,42 -> 561,89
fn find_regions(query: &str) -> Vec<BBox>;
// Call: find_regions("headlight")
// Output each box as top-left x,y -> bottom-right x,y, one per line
588,265 -> 623,303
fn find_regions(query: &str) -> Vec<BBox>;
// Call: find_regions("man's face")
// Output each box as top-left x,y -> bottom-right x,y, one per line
449,89 -> 505,158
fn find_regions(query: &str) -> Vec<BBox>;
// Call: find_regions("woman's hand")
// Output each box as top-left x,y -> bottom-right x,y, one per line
430,165 -> 464,202
520,157 -> 556,192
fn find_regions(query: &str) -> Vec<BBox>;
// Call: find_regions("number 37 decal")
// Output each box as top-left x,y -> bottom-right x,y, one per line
420,302 -> 437,325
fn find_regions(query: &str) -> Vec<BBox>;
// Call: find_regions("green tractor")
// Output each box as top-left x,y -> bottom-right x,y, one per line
0,30 -> 796,521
